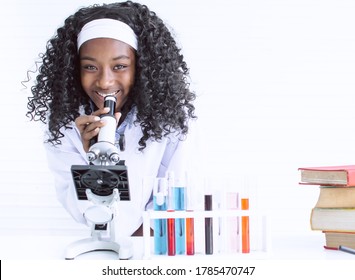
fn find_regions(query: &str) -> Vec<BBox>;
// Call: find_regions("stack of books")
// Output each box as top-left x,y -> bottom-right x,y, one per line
299,165 -> 355,250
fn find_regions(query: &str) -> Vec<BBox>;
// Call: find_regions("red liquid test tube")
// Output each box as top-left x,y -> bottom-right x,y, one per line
167,210 -> 176,256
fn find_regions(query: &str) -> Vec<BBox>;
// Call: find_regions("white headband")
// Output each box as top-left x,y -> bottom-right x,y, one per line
77,18 -> 138,51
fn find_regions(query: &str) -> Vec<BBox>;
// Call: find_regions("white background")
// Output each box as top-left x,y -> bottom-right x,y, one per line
1,0 -> 355,254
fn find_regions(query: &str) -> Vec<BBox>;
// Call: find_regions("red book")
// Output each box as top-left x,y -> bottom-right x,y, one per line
323,245 -> 338,250
298,165 -> 355,186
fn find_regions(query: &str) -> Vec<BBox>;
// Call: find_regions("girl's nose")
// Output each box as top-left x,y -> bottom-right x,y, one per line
97,68 -> 115,89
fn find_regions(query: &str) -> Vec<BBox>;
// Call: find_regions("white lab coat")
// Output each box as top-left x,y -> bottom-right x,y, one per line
45,109 -> 200,238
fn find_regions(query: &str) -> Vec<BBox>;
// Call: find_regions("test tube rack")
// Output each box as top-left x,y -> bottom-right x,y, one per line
142,209 -> 271,259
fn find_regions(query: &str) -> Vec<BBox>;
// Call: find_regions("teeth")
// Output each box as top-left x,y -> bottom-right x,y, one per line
97,91 -> 118,97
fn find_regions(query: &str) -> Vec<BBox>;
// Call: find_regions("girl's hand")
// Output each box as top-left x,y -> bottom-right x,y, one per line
75,107 -> 121,152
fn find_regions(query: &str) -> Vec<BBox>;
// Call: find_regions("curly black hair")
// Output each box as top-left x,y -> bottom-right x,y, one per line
26,1 -> 197,150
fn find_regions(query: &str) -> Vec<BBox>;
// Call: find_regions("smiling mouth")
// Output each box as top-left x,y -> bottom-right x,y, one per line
96,91 -> 120,98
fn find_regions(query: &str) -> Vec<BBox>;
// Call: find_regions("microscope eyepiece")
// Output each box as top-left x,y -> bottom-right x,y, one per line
103,95 -> 116,116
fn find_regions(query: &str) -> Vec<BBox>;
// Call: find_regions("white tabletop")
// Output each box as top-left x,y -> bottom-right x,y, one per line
0,231 -> 354,260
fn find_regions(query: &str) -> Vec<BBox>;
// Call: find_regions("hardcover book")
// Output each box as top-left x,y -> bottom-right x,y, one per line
323,231 -> 355,250
299,165 -> 355,186
315,186 -> 355,208
310,208 -> 355,232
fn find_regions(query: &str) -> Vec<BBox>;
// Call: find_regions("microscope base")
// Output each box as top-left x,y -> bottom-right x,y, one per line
65,238 -> 120,260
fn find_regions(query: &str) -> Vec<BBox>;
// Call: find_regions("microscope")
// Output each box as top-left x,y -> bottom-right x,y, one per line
65,96 -> 132,260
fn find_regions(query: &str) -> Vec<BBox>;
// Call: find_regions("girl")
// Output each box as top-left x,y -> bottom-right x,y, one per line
26,1 -> 198,237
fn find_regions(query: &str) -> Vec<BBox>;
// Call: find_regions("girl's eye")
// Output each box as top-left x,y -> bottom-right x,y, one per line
114,64 -> 126,70
83,65 -> 97,71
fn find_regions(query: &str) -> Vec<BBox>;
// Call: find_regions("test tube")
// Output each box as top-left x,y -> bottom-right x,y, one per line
204,194 -> 213,255
153,178 -> 168,255
227,191 -> 239,253
173,176 -> 186,255
167,172 -> 176,256
185,174 -> 194,255
241,197 -> 250,253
